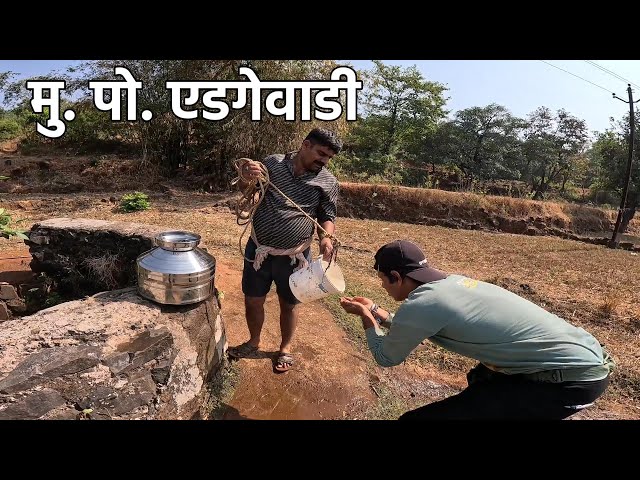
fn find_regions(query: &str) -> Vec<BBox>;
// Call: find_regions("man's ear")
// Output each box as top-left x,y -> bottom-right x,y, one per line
390,270 -> 401,284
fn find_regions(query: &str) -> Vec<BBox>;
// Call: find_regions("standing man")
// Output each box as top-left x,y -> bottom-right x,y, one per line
228,128 -> 342,372
340,239 -> 615,419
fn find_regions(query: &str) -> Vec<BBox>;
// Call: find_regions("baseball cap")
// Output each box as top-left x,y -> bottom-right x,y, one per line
373,240 -> 431,283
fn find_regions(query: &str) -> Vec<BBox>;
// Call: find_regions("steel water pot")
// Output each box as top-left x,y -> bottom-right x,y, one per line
136,231 -> 216,305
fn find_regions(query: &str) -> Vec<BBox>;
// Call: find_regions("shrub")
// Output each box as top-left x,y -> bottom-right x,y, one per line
0,117 -> 21,140
119,192 -> 150,212
0,208 -> 28,240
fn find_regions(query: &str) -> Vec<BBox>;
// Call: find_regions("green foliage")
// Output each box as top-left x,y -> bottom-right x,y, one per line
588,114 -> 640,228
4,60 -> 354,186
327,151 -> 362,179
524,107 -> 589,200
56,100 -> 122,150
3,61 -> 632,206
44,292 -> 64,308
328,151 -> 403,184
591,121 -> 640,194
353,61 -> 448,157
119,192 -> 151,212
0,116 -> 21,140
11,100 -> 50,128
0,71 -> 16,90
449,104 -> 527,181
0,208 -> 29,240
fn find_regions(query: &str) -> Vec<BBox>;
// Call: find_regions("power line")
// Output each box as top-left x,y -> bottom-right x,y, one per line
585,60 -> 629,84
539,60 -> 614,94
584,60 -> 640,91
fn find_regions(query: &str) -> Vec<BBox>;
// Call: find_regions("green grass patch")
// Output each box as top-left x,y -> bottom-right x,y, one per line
203,360 -> 242,420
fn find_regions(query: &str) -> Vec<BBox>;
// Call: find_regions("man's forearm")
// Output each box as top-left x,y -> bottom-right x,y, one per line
318,220 -> 335,238
360,310 -> 377,331
371,305 -> 394,329
361,311 -> 402,367
372,305 -> 391,322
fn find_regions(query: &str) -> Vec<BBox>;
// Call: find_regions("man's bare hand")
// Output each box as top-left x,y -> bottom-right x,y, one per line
240,160 -> 264,182
320,237 -> 334,261
340,297 -> 369,317
349,296 -> 374,310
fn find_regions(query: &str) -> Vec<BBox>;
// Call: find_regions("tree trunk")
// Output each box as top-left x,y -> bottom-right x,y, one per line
384,105 -> 398,155
532,177 -> 548,200
619,193 -> 638,234
468,136 -> 484,182
561,173 -> 568,193
532,188 -> 545,200
472,135 -> 484,166
531,170 -> 547,200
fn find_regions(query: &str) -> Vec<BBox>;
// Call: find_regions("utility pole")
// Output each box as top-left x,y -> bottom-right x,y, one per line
609,84 -> 640,248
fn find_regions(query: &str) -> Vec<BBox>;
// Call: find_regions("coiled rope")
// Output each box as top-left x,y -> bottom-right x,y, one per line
231,158 -> 340,268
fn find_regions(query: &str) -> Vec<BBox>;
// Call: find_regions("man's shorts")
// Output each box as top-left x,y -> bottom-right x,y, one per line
241,238 -> 312,305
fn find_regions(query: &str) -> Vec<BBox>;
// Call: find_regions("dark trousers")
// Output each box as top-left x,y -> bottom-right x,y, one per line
399,363 -> 610,420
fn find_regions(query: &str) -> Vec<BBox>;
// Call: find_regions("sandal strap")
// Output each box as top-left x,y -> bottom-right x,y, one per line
277,353 -> 294,364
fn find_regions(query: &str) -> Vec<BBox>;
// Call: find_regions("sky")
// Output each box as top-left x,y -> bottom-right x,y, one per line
1,59 -> 639,137
346,60 -> 640,137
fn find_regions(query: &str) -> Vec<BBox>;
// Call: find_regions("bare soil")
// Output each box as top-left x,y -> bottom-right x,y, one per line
215,261 -> 377,420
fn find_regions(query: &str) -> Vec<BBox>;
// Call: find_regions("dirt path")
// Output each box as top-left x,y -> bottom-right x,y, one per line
0,243 -> 377,419
214,261 -> 376,420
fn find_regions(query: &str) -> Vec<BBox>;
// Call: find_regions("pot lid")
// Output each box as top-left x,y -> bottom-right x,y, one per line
155,231 -> 201,251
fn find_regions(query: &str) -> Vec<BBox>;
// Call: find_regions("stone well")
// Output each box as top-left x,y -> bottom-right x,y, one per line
0,218 -> 228,420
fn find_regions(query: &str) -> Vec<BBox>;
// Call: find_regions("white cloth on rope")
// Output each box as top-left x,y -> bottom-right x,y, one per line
250,230 -> 312,272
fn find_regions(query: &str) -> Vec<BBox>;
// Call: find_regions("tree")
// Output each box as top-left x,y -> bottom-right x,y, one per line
523,107 -> 589,200
409,120 -> 462,186
570,152 -> 599,200
592,112 -> 640,233
356,60 -> 448,156
2,60 -> 356,188
445,104 -> 526,181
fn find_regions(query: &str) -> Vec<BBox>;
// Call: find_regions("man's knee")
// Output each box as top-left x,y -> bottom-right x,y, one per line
245,295 -> 266,311
278,295 -> 298,312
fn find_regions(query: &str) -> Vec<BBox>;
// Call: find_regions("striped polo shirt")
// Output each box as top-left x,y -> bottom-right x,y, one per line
251,152 -> 339,249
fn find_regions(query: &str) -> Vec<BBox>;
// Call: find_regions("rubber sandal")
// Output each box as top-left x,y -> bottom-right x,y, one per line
274,352 -> 294,373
